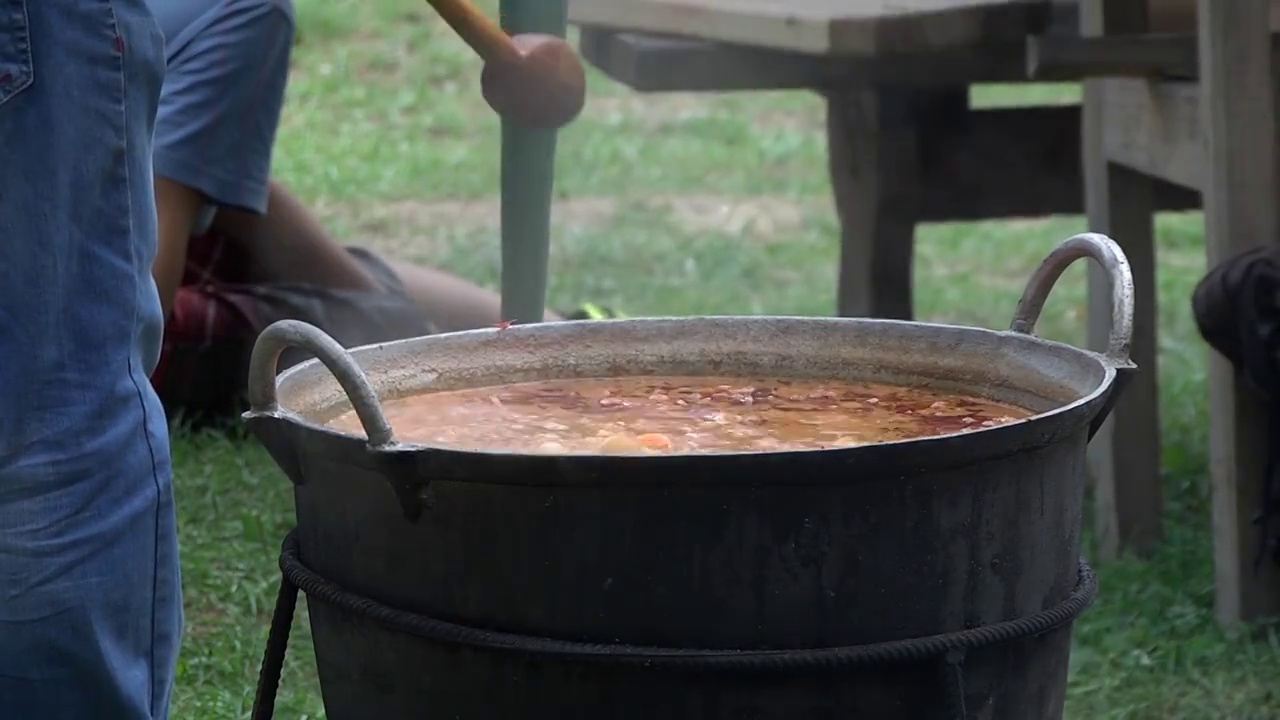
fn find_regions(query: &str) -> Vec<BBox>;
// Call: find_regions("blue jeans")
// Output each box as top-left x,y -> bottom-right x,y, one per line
0,1 -> 183,718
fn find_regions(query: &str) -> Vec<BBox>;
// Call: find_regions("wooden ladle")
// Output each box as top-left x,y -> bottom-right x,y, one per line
424,0 -> 586,129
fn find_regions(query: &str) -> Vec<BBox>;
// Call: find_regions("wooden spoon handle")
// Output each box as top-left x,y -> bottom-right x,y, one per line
423,0 -> 522,65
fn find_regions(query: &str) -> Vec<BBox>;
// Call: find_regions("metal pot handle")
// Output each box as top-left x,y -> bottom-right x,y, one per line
1009,233 -> 1135,368
246,319 -> 397,448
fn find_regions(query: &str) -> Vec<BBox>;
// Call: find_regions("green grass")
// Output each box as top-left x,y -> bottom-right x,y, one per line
170,1 -> 1280,717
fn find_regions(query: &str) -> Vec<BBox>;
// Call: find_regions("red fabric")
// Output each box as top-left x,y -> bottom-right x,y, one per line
149,232 -> 258,392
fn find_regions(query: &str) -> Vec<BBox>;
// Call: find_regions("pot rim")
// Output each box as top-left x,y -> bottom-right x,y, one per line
260,314 -> 1116,462
243,232 -> 1136,474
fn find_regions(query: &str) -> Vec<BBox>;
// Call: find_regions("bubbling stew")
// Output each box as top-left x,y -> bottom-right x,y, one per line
326,375 -> 1034,455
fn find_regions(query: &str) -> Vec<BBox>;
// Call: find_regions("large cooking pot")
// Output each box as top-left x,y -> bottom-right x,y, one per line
245,233 -> 1135,719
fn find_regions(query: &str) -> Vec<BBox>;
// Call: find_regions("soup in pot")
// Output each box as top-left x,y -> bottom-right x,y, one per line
326,376 -> 1033,454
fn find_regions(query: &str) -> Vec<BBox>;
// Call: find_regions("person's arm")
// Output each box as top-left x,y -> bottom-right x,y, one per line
152,175 -> 204,319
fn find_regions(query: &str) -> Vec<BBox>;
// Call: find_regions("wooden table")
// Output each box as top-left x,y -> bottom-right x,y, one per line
572,0 -> 1051,56
1075,0 -> 1280,625
572,0 -> 1193,554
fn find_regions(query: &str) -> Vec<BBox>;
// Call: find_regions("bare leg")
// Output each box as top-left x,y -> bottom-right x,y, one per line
211,181 -> 380,291
386,259 -> 562,332
214,179 -> 563,331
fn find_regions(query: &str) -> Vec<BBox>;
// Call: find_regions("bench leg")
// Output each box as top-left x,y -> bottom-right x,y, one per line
1084,78 -> 1164,559
827,88 -> 962,320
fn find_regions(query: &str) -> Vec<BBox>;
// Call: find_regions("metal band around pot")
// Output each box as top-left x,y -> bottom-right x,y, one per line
247,319 -> 397,448
1009,233 -> 1136,367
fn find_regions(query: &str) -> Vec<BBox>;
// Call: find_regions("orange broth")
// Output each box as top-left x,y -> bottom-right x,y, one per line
327,376 -> 1033,454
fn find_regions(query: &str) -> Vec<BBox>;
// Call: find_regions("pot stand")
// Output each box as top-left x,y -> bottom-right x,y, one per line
249,532 -> 1097,720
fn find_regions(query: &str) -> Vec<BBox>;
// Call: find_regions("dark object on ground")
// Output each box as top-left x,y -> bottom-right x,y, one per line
1192,245 -> 1280,568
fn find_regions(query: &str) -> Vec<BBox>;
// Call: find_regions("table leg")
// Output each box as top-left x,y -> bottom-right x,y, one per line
827,88 -> 964,320
1082,157 -> 1164,559
1080,0 -> 1164,561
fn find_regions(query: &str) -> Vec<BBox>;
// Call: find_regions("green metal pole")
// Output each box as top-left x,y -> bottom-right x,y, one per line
497,0 -> 568,324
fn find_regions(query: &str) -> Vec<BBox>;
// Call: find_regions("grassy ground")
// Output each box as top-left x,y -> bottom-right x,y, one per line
170,1 -> 1280,717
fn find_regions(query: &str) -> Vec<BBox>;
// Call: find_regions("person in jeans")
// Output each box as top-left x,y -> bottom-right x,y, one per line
0,1 -> 184,717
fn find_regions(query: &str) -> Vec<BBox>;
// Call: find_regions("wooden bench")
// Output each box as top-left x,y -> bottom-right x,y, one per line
571,0 -> 1195,561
